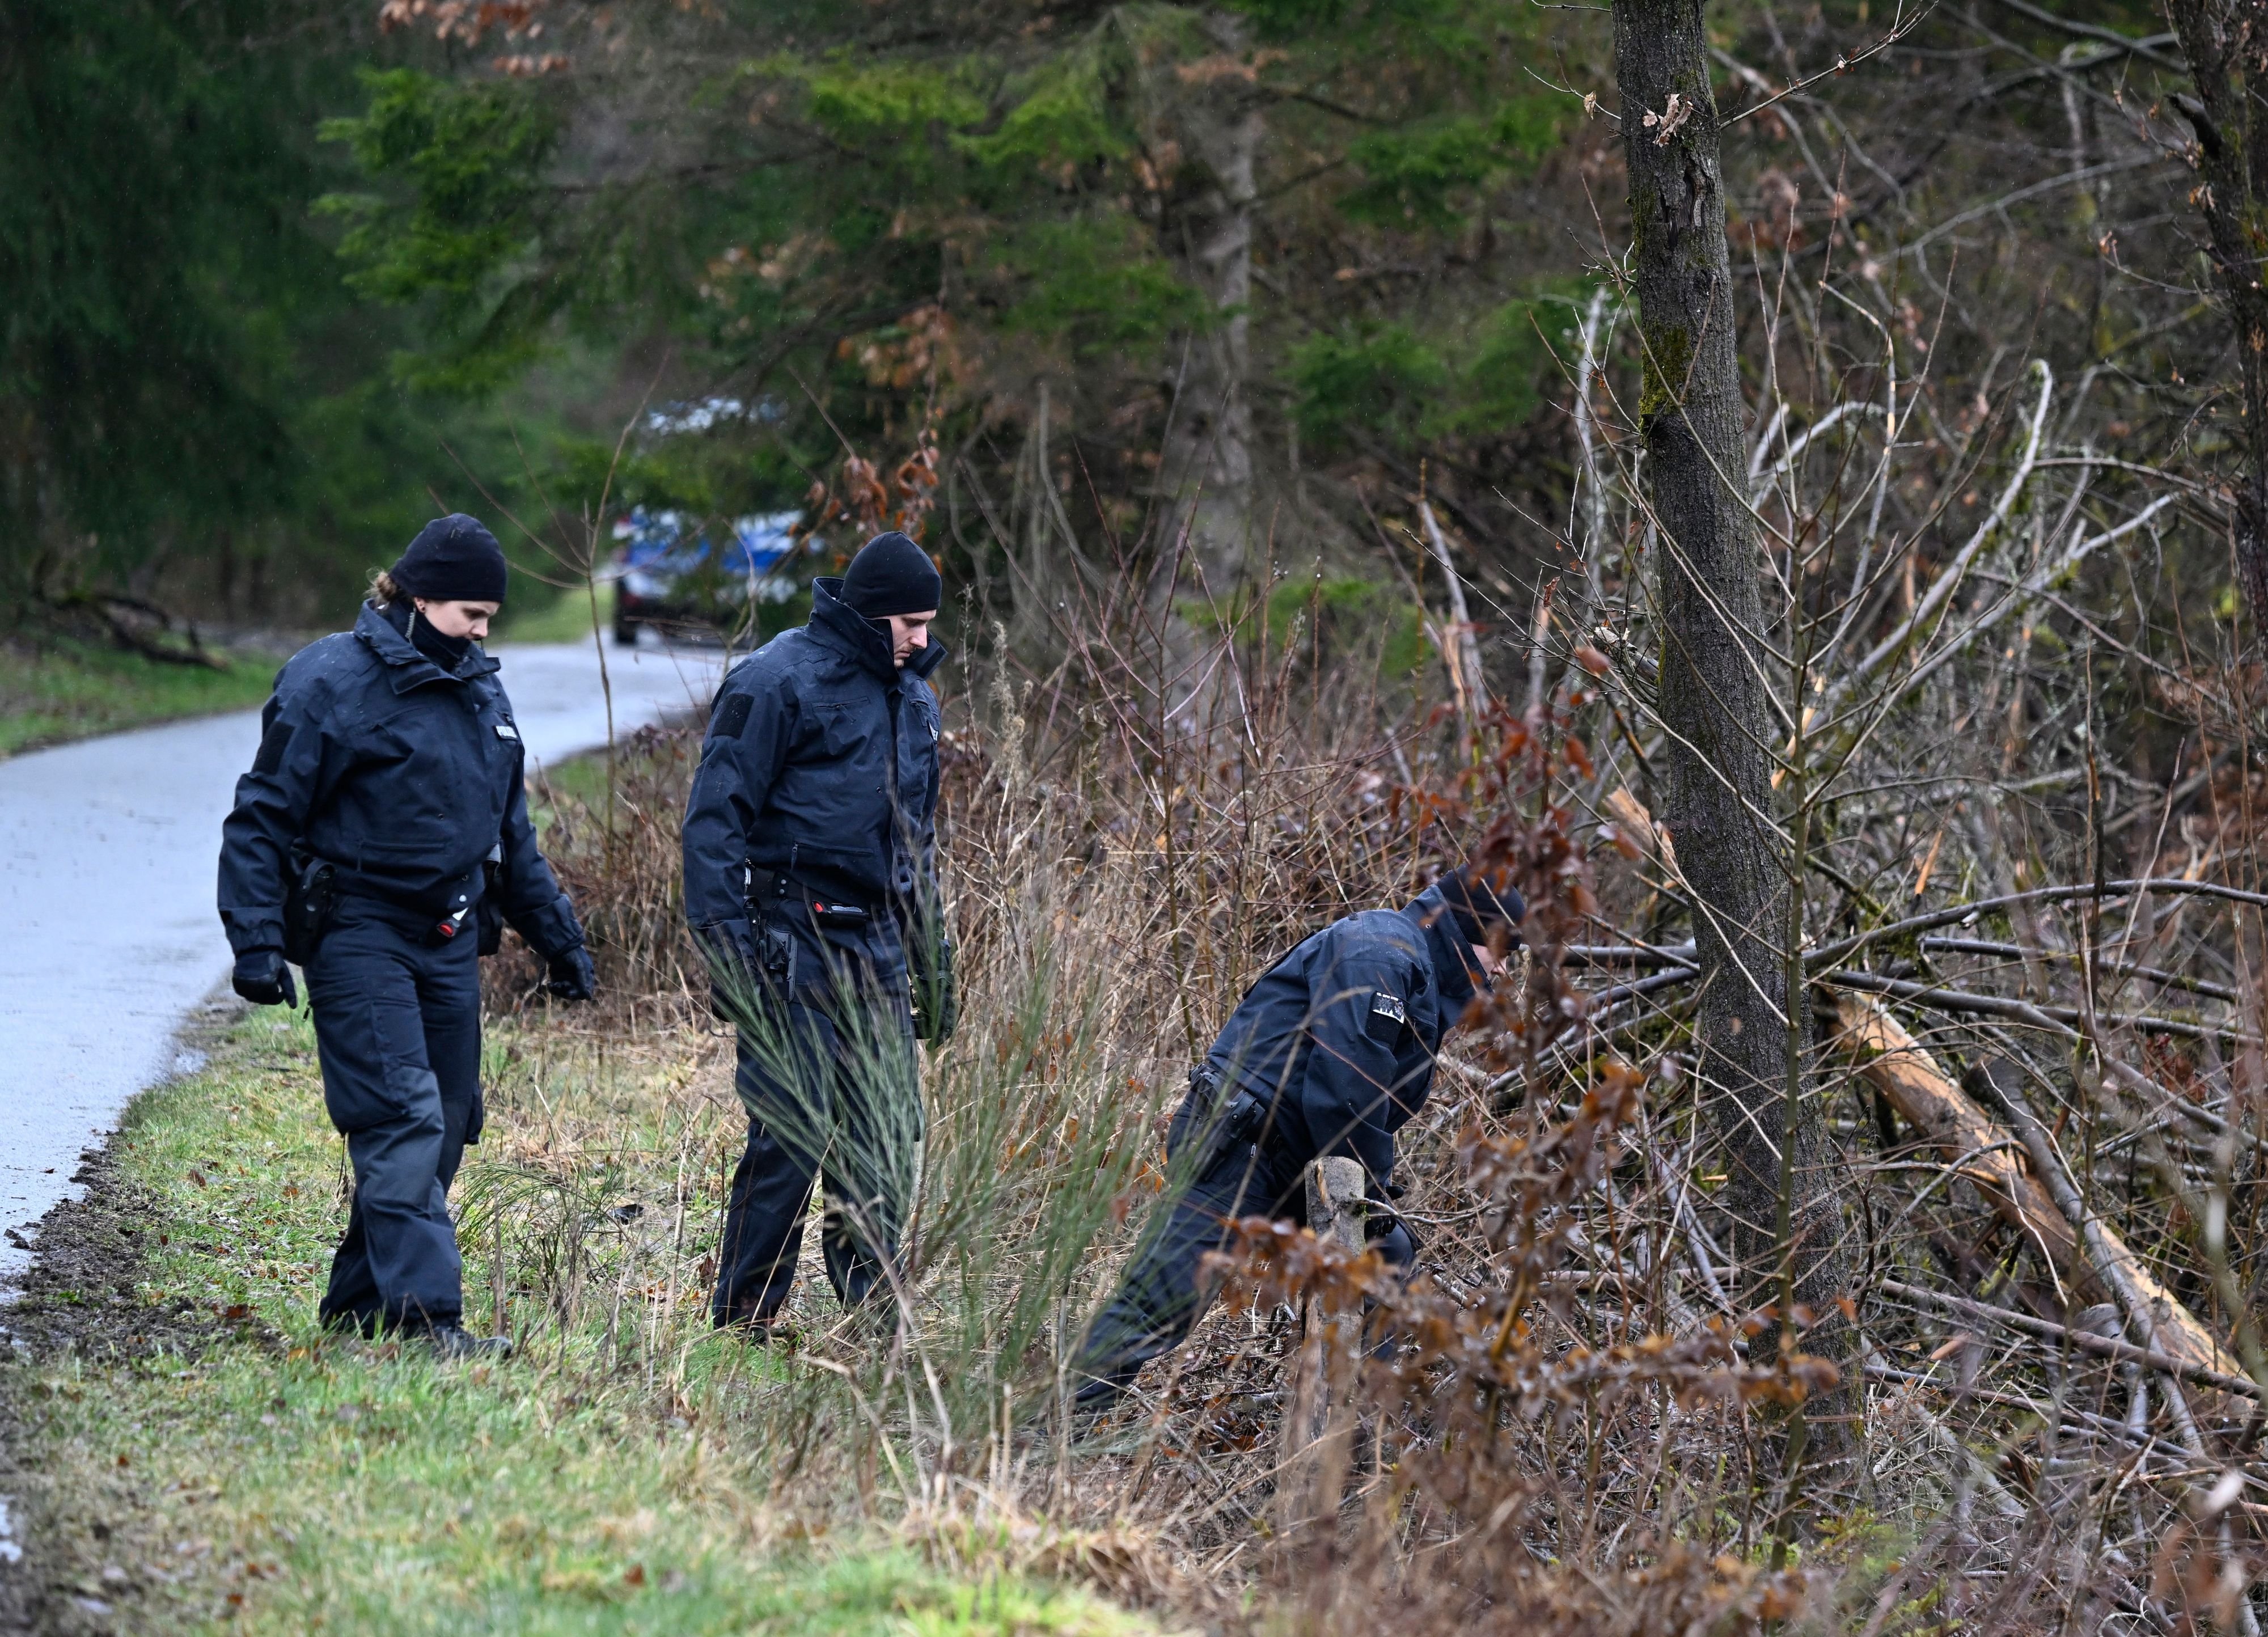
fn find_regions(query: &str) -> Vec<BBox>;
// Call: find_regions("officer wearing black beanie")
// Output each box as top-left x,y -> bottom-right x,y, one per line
218,511 -> 594,1361
389,513 -> 511,605
682,530 -> 953,1335
1073,860 -> 1524,1410
838,530 -> 942,623
1438,861 -> 1522,949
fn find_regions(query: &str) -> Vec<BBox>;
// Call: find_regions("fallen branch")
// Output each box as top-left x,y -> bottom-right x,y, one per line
1919,937 -> 2239,1004
36,590 -> 229,670
1879,1278 -> 2262,1404
1829,993 -> 2079,1284
1826,995 -> 2242,1411
1824,967 -> 2257,1046
1808,878 -> 2268,971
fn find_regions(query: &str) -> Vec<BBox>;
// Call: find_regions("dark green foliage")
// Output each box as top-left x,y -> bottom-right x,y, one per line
1291,300 -> 1547,454
1342,104 -> 1562,231
1292,324 -> 1451,452
320,70 -> 557,308
0,0 -> 310,582
1437,298 -> 1549,437
0,0 -> 574,622
995,219 -> 1212,353
1,0 -> 1577,626
318,0 -> 1572,595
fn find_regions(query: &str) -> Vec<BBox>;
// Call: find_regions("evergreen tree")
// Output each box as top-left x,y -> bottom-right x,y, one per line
332,0 -> 1576,641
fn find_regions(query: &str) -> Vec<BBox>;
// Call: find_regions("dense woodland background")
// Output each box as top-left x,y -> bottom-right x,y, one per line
3,0 -> 2223,647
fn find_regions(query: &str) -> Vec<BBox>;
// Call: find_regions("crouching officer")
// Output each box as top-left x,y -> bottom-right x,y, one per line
1074,864 -> 1522,1406
682,530 -> 952,1333
217,514 -> 595,1360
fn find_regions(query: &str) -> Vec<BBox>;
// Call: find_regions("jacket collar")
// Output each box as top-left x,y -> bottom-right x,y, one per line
353,602 -> 498,694
807,577 -> 951,685
1404,885 -> 1481,1015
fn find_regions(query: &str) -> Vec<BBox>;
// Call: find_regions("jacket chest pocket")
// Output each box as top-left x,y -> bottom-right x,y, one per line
358,699 -> 497,844
805,700 -> 871,760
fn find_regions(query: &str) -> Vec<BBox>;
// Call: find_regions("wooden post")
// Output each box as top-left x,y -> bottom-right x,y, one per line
1306,1156 -> 1368,1255
1277,1157 -> 1368,1542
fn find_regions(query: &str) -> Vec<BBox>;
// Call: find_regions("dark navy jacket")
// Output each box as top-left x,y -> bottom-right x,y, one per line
1206,885 -> 1486,1187
682,578 -> 946,937
217,603 -> 582,959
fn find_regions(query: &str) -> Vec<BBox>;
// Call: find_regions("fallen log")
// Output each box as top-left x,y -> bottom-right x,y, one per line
1826,994 -> 2242,1412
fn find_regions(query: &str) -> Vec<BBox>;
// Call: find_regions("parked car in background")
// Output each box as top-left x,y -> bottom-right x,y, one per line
608,508 -> 809,645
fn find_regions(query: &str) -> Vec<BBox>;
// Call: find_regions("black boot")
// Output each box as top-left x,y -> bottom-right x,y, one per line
412,1321 -> 513,1361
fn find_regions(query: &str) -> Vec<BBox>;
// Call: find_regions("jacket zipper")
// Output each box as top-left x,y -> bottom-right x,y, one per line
885,679 -> 902,876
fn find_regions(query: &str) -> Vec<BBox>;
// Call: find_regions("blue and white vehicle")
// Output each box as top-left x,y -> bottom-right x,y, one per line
608,507 -> 810,644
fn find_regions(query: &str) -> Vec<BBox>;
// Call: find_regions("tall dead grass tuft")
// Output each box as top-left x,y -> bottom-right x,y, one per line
486,721 -> 710,1018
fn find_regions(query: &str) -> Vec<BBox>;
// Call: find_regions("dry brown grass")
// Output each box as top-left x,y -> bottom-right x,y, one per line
462,576 -> 2268,1635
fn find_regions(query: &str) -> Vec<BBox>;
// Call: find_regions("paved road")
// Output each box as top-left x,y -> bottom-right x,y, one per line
0,636 -> 723,1288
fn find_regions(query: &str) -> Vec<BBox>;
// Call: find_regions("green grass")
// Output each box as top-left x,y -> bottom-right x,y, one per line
494,582 -> 616,646
0,582 -> 623,757
10,1008 -> 1167,1636
0,636 -> 279,755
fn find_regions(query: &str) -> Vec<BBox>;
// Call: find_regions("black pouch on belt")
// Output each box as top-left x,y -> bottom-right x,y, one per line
748,864 -> 871,932
1165,1065 -> 1263,1177
281,849 -> 338,966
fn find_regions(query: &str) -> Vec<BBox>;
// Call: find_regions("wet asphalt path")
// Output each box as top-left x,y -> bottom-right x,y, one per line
0,636 -> 723,1289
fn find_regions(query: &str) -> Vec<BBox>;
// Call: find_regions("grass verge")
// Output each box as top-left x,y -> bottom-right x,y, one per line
0,637 -> 278,756
493,583 -> 615,646
2,1004 -> 1168,1636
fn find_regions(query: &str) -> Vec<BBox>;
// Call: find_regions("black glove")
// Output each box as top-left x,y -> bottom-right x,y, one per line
545,945 -> 596,1002
232,949 -> 298,1009
911,930 -> 956,1044
699,919 -> 763,1021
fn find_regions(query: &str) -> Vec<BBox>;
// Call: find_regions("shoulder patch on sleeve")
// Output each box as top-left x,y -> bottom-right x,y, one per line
712,692 -> 754,741
252,720 -> 292,777
1370,991 -> 1407,1025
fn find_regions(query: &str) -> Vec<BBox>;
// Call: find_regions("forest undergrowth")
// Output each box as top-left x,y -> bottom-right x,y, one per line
467,471 -> 2268,1634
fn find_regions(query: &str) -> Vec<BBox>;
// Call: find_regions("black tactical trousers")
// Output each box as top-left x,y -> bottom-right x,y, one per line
304,897 -> 484,1332
1078,1117 -> 1414,1402
710,914 -> 921,1328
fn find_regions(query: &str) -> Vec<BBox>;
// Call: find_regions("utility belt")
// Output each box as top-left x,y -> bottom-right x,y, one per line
1165,1064 -> 1269,1178
286,845 -> 502,958
746,866 -> 886,934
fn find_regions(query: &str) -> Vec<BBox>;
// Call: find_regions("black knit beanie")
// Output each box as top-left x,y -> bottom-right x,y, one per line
1439,862 -> 1526,946
840,531 -> 942,617
390,514 -> 509,604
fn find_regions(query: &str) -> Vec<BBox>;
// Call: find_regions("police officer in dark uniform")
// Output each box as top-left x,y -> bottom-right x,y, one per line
1074,864 -> 1522,1406
217,515 -> 595,1358
681,530 -> 952,1332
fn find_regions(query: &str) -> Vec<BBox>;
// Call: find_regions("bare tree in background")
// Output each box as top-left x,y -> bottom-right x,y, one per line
2167,0 -> 2268,641
1611,0 -> 1854,1455
1148,8 -> 1261,724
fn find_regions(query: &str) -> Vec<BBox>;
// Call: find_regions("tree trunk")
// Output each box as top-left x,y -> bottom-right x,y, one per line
1611,0 -> 1855,1446
1152,9 -> 1258,726
2165,0 -> 2268,645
